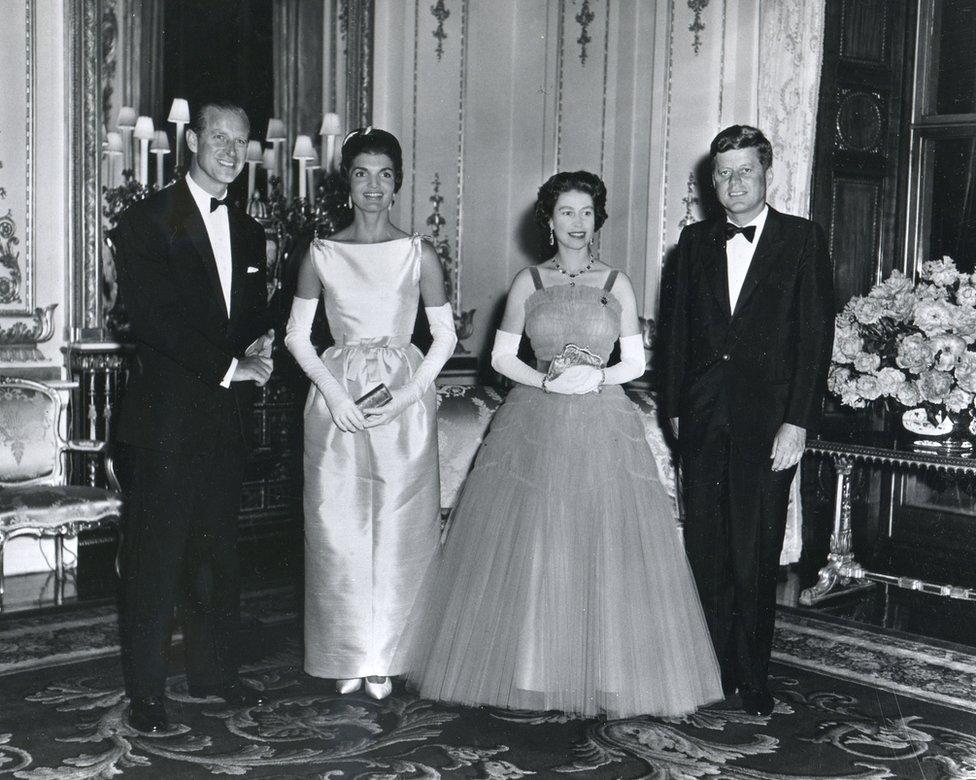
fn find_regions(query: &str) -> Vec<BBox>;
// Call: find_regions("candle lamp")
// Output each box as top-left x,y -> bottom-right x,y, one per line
150,130 -> 170,188
245,140 -> 263,201
266,118 -> 287,182
306,161 -> 320,203
116,106 -> 137,173
104,131 -> 124,188
133,116 -> 155,186
262,148 -> 278,199
319,112 -> 342,172
167,98 -> 190,172
292,135 -> 317,199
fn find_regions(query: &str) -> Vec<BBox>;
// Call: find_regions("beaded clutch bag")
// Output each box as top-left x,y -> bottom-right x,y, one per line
546,343 -> 603,381
355,383 -> 393,410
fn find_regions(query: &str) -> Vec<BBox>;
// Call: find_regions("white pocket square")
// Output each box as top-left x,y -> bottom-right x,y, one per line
246,266 -> 260,273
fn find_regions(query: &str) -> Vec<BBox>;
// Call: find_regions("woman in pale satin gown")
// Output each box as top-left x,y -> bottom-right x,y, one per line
396,171 -> 722,718
285,128 -> 456,700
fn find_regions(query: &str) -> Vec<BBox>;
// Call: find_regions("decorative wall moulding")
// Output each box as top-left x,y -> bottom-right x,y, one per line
574,0 -> 596,66
678,172 -> 700,230
688,0 -> 710,55
426,173 -> 474,354
0,0 -> 35,316
835,88 -> 886,154
0,303 -> 57,362
431,0 -> 450,61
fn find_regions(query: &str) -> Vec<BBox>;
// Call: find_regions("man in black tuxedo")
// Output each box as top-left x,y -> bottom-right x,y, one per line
660,125 -> 833,716
113,101 -> 274,732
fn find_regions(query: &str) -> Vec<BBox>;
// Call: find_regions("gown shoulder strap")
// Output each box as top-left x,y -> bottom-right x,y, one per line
529,266 -> 544,290
602,269 -> 619,292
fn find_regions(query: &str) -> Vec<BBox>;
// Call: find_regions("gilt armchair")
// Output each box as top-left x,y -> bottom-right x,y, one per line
0,376 -> 122,606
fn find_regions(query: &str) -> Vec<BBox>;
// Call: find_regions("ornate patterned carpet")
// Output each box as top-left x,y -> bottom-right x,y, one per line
1,591 -> 974,779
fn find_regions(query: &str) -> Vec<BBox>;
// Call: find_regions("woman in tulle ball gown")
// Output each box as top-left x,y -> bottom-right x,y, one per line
285,128 -> 457,701
395,171 -> 723,718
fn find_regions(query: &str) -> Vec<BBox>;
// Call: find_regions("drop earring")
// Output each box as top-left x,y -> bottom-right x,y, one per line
549,227 -> 555,245
347,194 -> 353,209
390,194 -> 396,209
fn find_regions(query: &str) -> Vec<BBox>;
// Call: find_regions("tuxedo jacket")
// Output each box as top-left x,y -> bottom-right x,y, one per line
660,206 -> 834,461
112,179 -> 272,454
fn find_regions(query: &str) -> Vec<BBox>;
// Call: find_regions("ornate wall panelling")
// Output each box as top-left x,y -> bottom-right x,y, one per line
375,0 -> 674,362
650,0 -> 762,312
66,0 -> 104,344
810,0 -> 913,309
0,0 -> 60,369
274,0 -> 325,198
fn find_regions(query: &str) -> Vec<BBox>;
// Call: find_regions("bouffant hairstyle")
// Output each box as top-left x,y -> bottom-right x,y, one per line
709,125 -> 773,171
188,101 -> 250,137
533,170 -> 608,233
339,127 -> 404,193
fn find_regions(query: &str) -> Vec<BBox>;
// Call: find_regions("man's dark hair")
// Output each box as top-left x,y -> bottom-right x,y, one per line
709,125 -> 773,170
188,101 -> 250,137
339,127 -> 404,193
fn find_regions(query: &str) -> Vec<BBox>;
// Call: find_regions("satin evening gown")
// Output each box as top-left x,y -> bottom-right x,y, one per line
396,270 -> 723,719
303,235 -> 440,679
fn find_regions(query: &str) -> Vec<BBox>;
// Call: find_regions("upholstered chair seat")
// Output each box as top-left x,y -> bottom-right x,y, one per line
0,377 -> 121,606
0,485 -> 122,534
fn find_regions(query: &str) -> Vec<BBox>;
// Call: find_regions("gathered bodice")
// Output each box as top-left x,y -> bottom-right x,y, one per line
309,235 -> 422,343
524,279 -> 622,364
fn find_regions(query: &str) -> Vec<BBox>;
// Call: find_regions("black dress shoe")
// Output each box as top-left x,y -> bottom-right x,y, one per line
188,680 -> 265,706
740,687 -> 775,716
128,696 -> 170,733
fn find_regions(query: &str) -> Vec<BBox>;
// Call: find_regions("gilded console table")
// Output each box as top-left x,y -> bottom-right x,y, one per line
800,437 -> 976,605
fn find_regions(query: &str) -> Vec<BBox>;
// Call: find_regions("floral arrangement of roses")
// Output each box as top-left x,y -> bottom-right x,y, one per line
829,256 -> 976,422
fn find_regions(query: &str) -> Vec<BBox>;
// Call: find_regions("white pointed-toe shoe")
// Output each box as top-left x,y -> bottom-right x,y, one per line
336,677 -> 363,695
364,676 -> 392,700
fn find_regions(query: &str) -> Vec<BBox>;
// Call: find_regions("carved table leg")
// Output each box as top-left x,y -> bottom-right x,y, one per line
800,456 -> 864,605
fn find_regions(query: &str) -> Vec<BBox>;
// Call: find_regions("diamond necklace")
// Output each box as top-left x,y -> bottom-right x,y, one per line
552,254 -> 594,286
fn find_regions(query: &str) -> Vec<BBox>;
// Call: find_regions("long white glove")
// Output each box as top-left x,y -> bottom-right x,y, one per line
490,330 -> 545,388
364,302 -> 457,426
555,333 -> 647,393
490,330 -> 599,394
284,296 -> 366,432
602,333 -> 647,384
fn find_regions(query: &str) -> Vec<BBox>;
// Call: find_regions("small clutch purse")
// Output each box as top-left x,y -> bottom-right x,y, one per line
546,343 -> 603,381
355,383 -> 393,410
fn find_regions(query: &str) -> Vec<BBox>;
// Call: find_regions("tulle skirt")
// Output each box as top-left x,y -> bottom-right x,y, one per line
395,384 -> 723,719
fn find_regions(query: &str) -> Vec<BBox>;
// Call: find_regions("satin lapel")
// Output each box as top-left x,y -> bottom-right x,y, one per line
705,220 -> 732,321
731,208 -> 785,320
171,180 -> 228,323
228,207 -> 249,321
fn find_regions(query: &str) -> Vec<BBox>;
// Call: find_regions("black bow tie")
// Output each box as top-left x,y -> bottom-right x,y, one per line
724,223 -> 756,243
209,196 -> 229,212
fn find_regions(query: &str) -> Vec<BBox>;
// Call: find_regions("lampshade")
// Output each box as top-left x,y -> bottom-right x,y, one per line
167,98 -> 190,124
133,116 -> 155,140
266,118 -> 286,142
292,135 -> 316,160
150,130 -> 170,153
262,149 -> 277,169
116,106 -> 137,130
246,140 -> 263,163
319,112 -> 342,136
105,131 -> 124,154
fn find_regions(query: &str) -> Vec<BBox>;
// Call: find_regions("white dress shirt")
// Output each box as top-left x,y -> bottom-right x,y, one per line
726,204 -> 769,312
185,172 -> 237,386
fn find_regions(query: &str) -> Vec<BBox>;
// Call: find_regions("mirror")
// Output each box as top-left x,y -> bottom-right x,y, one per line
71,0 -> 373,340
